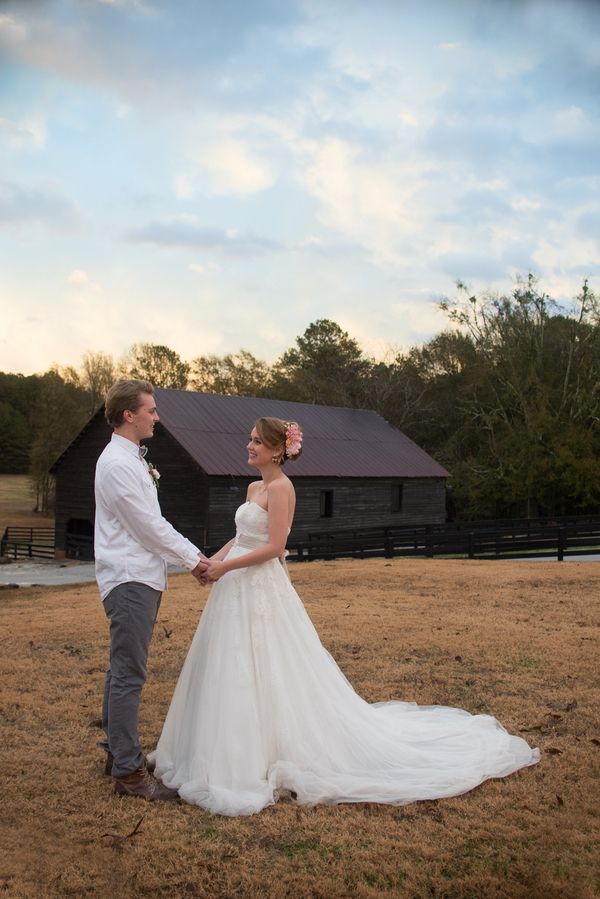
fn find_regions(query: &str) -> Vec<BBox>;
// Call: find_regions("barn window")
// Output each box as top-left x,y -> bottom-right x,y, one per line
319,490 -> 334,518
391,483 -> 403,513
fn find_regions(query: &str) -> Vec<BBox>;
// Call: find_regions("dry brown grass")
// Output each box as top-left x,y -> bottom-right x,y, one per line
1,558 -> 599,899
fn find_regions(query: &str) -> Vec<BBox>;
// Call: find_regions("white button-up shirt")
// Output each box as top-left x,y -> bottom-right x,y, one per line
94,433 -> 201,599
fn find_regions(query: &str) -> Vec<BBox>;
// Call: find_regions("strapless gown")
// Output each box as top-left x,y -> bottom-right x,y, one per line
150,501 -> 539,816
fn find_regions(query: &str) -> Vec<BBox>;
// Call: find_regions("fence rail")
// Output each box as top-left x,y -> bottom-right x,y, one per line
2,516 -> 599,565
65,533 -> 94,562
292,517 -> 600,563
1,526 -> 56,560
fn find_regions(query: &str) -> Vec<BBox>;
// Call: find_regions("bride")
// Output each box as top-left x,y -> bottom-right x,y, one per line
150,417 -> 540,816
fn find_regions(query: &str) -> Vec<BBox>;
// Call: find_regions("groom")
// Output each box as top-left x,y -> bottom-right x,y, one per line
95,379 -> 208,801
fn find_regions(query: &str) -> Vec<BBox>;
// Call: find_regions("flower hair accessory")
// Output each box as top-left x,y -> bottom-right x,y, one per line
284,421 -> 303,458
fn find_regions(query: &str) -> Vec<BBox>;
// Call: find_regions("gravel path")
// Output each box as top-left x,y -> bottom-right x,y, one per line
0,560 -> 187,588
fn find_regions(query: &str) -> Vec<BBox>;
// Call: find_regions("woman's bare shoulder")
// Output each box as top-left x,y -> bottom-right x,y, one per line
246,480 -> 263,499
267,475 -> 295,498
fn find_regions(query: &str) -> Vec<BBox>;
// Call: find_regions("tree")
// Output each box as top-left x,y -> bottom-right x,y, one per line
0,372 -> 39,473
438,275 -> 600,517
125,343 -> 190,389
80,351 -> 118,414
29,370 -> 90,513
0,402 -> 30,473
271,319 -> 371,406
59,352 -> 118,417
189,350 -> 272,396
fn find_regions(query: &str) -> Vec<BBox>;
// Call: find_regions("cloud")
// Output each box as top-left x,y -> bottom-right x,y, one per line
2,0 -> 599,375
68,269 -> 101,291
298,136 -> 430,267
127,215 -> 282,257
0,115 -> 46,150
433,249 -> 510,284
0,1 -> 304,112
195,138 -> 277,196
0,13 -> 27,42
0,180 -> 79,227
174,137 -> 277,198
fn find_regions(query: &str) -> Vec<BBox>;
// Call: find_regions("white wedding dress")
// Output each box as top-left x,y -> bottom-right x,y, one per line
150,501 -> 540,816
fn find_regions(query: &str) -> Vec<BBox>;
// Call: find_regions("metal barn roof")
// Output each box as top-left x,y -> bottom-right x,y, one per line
151,389 -> 449,479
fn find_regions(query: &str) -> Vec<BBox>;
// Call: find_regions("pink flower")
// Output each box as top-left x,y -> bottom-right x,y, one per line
284,422 -> 303,457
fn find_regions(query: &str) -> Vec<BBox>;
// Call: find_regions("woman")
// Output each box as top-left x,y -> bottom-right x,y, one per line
150,417 -> 539,816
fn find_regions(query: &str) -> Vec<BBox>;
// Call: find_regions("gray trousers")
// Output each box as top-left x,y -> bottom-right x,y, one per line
100,581 -> 162,777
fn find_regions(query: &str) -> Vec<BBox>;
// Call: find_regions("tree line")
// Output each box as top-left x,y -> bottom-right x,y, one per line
1,275 -> 599,519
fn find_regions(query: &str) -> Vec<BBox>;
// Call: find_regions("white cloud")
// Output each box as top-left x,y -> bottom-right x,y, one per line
188,263 -> 205,273
399,111 -> 417,127
554,105 -> 590,135
300,137 -> 427,267
0,14 -> 27,42
511,196 -> 541,212
173,173 -> 195,199
0,115 -> 46,150
68,269 -> 101,291
196,138 -> 277,196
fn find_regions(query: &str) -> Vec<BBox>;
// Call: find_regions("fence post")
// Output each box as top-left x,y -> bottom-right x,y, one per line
384,537 -> 393,559
557,526 -> 565,562
468,532 -> 475,560
425,525 -> 433,558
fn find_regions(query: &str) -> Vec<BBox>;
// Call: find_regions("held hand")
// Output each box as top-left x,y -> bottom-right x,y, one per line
206,559 -> 228,581
191,557 -> 208,582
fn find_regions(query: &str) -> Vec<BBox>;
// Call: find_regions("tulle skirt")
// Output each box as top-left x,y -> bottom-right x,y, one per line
150,547 -> 539,816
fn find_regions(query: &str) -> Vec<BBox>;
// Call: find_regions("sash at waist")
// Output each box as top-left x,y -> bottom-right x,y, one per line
234,533 -> 268,550
232,533 -> 291,581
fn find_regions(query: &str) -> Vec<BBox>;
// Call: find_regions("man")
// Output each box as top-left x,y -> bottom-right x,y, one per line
95,379 -> 208,801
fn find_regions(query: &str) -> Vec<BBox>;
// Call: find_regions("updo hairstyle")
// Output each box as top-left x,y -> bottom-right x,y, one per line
254,417 -> 303,466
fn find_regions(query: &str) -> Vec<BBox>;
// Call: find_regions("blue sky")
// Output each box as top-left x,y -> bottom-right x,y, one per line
1,0 -> 599,375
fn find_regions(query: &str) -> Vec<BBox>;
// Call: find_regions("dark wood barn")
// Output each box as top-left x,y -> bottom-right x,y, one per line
51,389 -> 449,559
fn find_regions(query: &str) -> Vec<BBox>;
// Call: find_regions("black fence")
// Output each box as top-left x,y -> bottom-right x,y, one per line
65,533 -> 95,561
3,516 -> 599,566
292,515 -> 600,563
0,526 -> 56,560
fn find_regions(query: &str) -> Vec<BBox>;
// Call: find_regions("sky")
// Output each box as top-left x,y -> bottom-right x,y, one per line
1,0 -> 599,376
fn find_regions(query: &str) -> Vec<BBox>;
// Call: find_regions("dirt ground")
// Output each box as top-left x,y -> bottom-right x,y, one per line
1,557 -> 599,899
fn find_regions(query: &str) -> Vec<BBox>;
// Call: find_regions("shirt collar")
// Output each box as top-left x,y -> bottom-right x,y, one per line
111,433 -> 147,459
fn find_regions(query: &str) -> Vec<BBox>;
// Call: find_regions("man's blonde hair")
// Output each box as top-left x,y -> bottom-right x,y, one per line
105,380 -> 154,428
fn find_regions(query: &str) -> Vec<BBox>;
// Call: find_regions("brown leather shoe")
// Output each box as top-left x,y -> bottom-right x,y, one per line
114,767 -> 180,802
104,752 -> 156,776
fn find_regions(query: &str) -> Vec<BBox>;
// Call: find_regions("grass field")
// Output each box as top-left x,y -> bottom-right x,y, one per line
1,557 -> 599,898
0,474 -> 54,533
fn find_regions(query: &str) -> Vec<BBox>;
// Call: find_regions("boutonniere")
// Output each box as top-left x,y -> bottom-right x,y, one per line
147,461 -> 160,488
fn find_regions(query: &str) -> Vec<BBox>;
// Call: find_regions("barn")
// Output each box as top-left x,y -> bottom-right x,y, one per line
51,388 -> 449,559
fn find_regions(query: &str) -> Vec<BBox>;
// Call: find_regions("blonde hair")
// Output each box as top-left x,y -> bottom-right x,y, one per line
254,417 -> 303,465
105,379 -> 154,428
